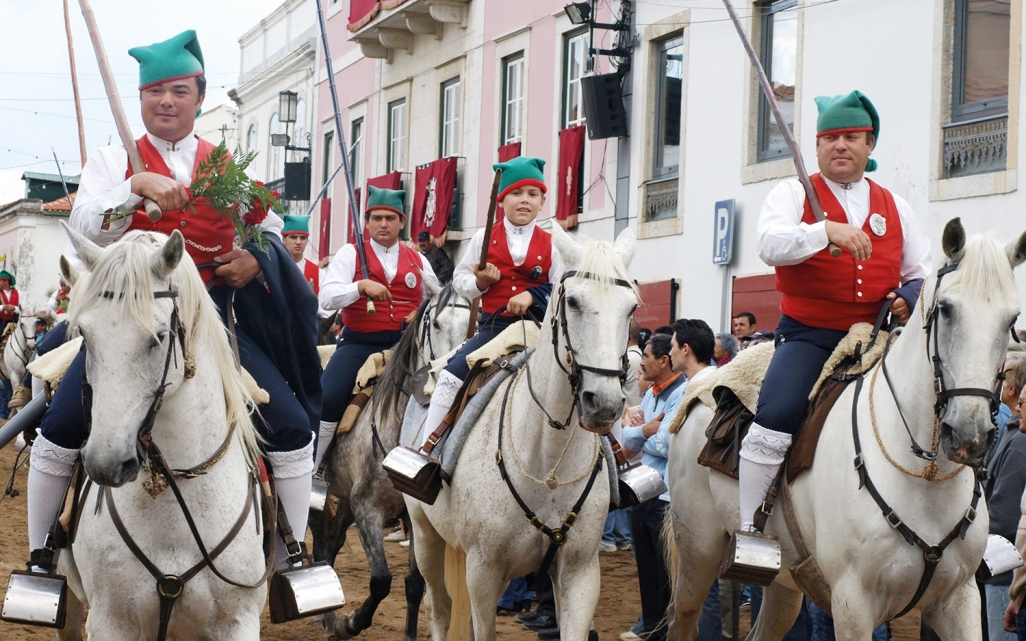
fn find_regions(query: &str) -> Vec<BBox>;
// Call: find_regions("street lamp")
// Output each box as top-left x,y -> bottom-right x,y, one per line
278,90 -> 298,124
564,2 -> 591,25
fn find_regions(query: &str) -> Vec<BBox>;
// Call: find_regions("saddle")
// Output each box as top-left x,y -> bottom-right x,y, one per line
685,323 -> 889,483
336,349 -> 391,435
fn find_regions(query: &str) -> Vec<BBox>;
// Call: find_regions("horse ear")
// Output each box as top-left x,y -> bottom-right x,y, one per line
152,230 -> 185,279
613,226 -> 636,268
422,269 -> 441,298
59,255 -> 80,287
60,221 -> 101,270
550,220 -> 583,269
1006,229 -> 1026,269
942,217 -> 966,262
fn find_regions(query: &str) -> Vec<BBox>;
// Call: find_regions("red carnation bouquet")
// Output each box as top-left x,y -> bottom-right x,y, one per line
189,141 -> 280,253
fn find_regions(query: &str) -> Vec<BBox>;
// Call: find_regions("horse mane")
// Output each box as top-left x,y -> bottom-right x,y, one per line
66,230 -> 261,461
934,234 -> 1018,306
373,283 -> 462,424
568,238 -> 639,303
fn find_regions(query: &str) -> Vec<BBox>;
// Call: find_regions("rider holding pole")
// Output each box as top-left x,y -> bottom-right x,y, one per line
26,31 -> 322,572
315,187 -> 437,469
738,91 -> 932,533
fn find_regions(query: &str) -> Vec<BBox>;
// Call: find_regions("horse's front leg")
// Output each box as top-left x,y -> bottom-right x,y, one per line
552,553 -> 601,641
464,551 -> 507,641
921,577 -> 984,641
407,504 -> 451,641
747,582 -> 803,641
826,573 -> 886,641
334,496 -> 392,638
403,518 -> 426,641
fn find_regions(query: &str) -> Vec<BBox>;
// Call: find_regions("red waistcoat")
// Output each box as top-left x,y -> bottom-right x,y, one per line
775,174 -> 904,331
127,135 -> 237,284
341,243 -> 425,333
302,259 -> 320,294
481,222 -> 552,316
0,288 -> 18,322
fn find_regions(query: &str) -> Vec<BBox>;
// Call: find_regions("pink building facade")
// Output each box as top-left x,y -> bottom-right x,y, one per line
312,0 -> 619,259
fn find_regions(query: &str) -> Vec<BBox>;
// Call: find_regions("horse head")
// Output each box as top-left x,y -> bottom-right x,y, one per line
550,224 -> 637,434
62,223 -> 191,486
931,217 -> 1026,467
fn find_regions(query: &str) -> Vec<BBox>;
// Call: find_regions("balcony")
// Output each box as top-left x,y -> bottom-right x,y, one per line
348,0 -> 471,61
943,114 -> 1008,179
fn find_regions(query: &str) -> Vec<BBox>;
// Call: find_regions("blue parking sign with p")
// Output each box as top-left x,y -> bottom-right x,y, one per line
713,199 -> 735,265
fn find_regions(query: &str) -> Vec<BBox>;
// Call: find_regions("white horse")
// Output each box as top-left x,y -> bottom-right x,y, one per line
56,226 -> 267,640
1,307 -> 36,403
406,224 -> 637,641
665,218 -> 1026,640
312,279 -> 473,640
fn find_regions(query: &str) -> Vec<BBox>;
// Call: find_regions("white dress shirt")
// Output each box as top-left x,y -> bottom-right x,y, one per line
451,218 -> 565,300
319,240 -> 438,312
67,131 -> 283,271
756,176 -> 932,284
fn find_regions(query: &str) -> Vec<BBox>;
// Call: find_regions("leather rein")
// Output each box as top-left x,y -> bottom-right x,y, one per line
849,261 -> 998,620
80,286 -> 273,641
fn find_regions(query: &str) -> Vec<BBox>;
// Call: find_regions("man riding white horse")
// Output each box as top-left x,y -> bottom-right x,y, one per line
738,90 -> 932,534
316,186 -> 437,470
25,30 -> 321,575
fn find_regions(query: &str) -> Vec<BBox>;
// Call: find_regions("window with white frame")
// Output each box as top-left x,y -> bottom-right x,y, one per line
268,112 -> 281,180
440,78 -> 461,158
502,54 -> 525,145
350,118 -> 364,185
757,0 -> 797,162
944,0 -> 1011,178
388,99 -> 407,173
563,30 -> 590,128
247,124 -> 258,153
322,131 -> 333,186
654,35 -> 683,180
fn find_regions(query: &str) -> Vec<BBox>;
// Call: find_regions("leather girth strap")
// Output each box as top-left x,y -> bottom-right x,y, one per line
493,375 -> 604,590
850,373 -> 982,620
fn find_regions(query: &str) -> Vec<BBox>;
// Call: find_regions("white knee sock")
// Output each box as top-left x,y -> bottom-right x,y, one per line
738,424 -> 792,532
313,420 -> 338,470
27,435 -> 79,553
418,370 -> 463,452
267,436 -> 314,569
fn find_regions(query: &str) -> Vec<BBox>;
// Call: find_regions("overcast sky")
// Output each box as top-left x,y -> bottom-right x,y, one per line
0,0 -> 284,203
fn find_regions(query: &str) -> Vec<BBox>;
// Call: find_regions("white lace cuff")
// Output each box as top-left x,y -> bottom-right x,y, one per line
266,434 -> 314,479
739,423 -> 793,466
30,434 -> 80,477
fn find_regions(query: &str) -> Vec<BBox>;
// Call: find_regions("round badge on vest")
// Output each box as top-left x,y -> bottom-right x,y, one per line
530,265 -> 543,280
869,213 -> 886,237
405,272 -> 418,288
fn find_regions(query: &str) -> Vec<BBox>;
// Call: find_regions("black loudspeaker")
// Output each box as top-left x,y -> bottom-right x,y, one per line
581,73 -> 628,140
283,160 -> 311,201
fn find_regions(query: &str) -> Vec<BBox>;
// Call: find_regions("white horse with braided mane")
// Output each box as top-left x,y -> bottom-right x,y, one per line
665,218 -> 1026,640
406,223 -> 637,641
56,226 -> 267,640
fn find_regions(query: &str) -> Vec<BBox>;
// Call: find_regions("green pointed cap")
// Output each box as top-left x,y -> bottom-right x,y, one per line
365,185 -> 406,217
493,156 -> 547,201
129,30 -> 205,90
0,270 -> 15,287
282,214 -> 311,236
815,90 -> 880,171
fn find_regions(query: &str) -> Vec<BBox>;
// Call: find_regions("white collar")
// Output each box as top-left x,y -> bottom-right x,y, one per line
822,175 -> 866,192
504,217 -> 536,237
146,131 -> 198,154
370,238 -> 399,254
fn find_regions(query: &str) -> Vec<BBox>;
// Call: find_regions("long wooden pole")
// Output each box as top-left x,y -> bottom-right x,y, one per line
63,0 -> 87,167
721,0 -> 840,257
77,0 -> 162,222
464,169 -> 503,339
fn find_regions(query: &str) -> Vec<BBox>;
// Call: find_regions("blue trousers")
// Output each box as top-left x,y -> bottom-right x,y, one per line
39,293 -> 313,453
753,316 -> 847,436
443,312 -> 524,381
497,576 -> 533,610
603,507 -> 632,547
0,378 -> 11,419
320,327 -> 404,424
1018,605 -> 1026,640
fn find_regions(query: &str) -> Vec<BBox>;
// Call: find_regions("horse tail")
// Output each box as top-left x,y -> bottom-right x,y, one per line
444,544 -> 472,641
661,506 -> 678,592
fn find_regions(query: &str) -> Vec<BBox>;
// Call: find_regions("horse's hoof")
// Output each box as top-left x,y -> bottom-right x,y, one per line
333,614 -> 360,640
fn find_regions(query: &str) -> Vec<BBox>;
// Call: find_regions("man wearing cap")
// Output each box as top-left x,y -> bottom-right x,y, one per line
283,214 -> 322,293
315,186 -> 437,468
26,31 -> 322,572
0,270 -> 19,326
736,91 -> 933,533
417,231 -> 454,285
404,156 -> 563,467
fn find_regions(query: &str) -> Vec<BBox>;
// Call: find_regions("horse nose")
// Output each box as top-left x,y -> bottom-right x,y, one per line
579,389 -> 623,432
85,455 -> 141,487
